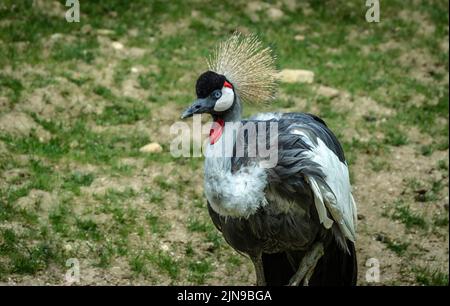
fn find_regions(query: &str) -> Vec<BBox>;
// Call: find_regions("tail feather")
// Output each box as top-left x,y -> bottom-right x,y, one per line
262,252 -> 296,286
309,239 -> 357,286
261,240 -> 357,286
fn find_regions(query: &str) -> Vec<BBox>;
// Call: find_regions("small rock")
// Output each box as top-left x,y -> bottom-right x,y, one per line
50,33 -> 63,41
282,0 -> 298,11
97,29 -> 115,36
139,142 -> 163,153
64,244 -> 72,252
81,24 -> 92,34
247,2 -> 264,12
128,47 -> 146,58
267,7 -> 284,20
131,67 -> 139,73
191,10 -> 200,18
316,85 -> 340,98
110,266 -> 122,276
294,34 -> 305,41
160,244 -> 170,252
111,41 -> 124,50
278,69 -> 314,84
70,140 -> 79,149
128,28 -> 139,37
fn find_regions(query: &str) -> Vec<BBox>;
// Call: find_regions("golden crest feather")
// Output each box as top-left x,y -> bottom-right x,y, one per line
207,32 -> 278,104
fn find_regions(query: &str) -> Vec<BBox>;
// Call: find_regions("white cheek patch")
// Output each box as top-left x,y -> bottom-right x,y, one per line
214,87 -> 234,112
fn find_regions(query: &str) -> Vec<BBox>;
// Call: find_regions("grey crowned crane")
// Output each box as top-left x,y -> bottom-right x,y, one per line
181,33 -> 358,286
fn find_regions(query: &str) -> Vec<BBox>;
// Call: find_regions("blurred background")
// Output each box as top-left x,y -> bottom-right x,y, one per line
0,0 -> 448,285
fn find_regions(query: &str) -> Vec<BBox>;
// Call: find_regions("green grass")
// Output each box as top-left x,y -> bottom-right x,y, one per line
433,215 -> 449,227
0,73 -> 24,106
187,217 -> 212,233
51,38 -> 98,64
144,188 -> 164,205
95,242 -> 115,268
384,239 -> 410,256
369,158 -> 391,172
153,175 -> 171,191
0,227 -> 62,277
383,128 -> 409,147
391,202 -> 428,230
185,242 -> 195,257
420,145 -> 433,156
96,97 -> 151,126
188,258 -> 213,284
437,160 -> 448,171
96,188 -> 138,206
145,213 -> 170,235
0,0 -> 447,285
49,203 -> 72,236
62,172 -> 95,195
110,163 -> 136,176
2,116 -> 150,164
148,251 -> 180,280
129,254 -> 148,275
93,85 -> 115,100
413,267 -> 449,286
75,218 -> 103,241
206,231 -> 223,251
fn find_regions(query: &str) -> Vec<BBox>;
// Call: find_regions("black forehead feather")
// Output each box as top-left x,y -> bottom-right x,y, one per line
196,71 -> 226,98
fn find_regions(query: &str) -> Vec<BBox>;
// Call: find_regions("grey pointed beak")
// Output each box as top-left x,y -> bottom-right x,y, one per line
180,98 -> 214,119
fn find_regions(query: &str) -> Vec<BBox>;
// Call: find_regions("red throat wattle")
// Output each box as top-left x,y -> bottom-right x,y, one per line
209,118 -> 225,145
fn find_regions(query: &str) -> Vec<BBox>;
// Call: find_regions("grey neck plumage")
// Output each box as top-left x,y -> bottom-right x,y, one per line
217,95 -> 242,123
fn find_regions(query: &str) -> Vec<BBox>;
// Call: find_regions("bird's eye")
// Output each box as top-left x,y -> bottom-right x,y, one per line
212,90 -> 222,99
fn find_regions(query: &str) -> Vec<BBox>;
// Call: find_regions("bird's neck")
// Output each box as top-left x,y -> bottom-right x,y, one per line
204,98 -> 268,218
214,96 -> 242,122
209,97 -> 241,145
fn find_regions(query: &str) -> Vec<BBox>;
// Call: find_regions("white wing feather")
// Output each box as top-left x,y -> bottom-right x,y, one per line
305,176 -> 334,229
303,137 -> 357,242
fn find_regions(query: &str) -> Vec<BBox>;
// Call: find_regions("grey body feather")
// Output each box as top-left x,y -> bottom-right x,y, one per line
207,112 -> 350,255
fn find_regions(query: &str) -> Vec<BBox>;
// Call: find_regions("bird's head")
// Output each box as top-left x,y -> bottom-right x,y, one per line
181,32 -> 277,122
181,71 -> 236,120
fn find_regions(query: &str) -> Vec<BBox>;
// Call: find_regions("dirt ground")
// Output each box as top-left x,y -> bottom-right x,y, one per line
0,0 -> 448,285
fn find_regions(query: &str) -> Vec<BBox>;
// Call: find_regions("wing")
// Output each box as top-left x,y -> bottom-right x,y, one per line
281,114 -> 357,242
237,113 -> 357,243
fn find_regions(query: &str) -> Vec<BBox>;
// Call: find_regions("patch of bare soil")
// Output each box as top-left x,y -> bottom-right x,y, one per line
15,81 -> 95,120
398,48 -> 446,85
353,144 -> 448,285
0,111 -> 51,140
398,10 -> 436,37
